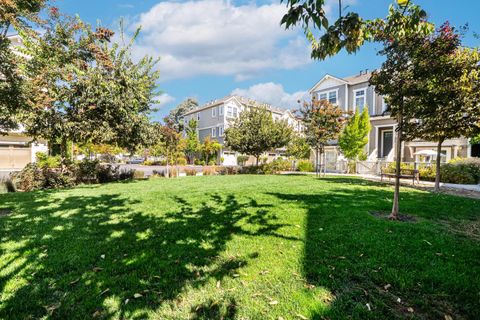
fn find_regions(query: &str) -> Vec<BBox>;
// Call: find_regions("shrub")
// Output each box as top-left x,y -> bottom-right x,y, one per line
143,160 -> 155,166
217,166 -> 240,175
97,164 -> 120,183
220,157 -> 225,164
36,152 -> 61,168
208,160 -> 216,166
76,159 -> 100,183
176,158 -> 187,166
184,168 -> 197,176
119,168 -> 135,180
12,163 -> 74,191
237,155 -> 249,166
297,160 -> 314,172
240,166 -> 264,174
202,167 -> 216,176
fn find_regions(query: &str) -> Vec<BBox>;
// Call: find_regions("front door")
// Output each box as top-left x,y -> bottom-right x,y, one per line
381,131 -> 393,158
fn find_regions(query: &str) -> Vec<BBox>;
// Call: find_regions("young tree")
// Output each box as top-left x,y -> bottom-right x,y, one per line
165,98 -> 199,132
403,23 -> 480,191
20,14 -> 159,160
151,124 -> 183,177
338,107 -> 371,172
225,106 -> 293,165
286,135 -> 311,160
300,99 -> 345,176
201,136 -> 222,164
184,119 -> 200,164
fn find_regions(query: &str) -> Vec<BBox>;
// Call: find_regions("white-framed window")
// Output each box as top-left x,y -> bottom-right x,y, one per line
328,91 -> 337,104
354,89 -> 366,112
211,127 -> 216,137
227,106 -> 238,118
318,90 -> 337,104
212,107 -> 217,117
219,106 -> 224,116
219,125 -> 224,137
196,112 -> 200,121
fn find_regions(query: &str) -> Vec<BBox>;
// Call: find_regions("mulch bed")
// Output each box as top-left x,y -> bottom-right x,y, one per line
370,211 -> 417,223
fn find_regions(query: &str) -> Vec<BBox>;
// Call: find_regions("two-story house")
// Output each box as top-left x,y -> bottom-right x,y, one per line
0,35 -> 48,172
182,95 -> 302,165
309,71 -> 473,167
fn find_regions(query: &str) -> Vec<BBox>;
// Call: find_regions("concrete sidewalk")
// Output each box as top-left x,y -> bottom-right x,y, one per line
282,171 -> 480,193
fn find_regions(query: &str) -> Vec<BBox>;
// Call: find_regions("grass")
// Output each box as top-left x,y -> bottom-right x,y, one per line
0,175 -> 479,319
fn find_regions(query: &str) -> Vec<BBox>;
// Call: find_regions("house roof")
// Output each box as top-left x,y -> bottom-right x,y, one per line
310,71 -> 375,93
183,95 -> 287,116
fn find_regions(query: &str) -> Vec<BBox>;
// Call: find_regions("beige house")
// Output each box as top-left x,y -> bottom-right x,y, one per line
0,130 -> 48,171
309,71 -> 475,169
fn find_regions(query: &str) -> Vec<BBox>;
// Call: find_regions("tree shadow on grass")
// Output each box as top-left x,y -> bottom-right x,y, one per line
269,185 -> 480,319
0,190 -> 286,319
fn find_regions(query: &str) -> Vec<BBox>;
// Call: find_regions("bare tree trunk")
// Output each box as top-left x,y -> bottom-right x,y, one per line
390,115 -> 403,220
315,148 -> 319,177
256,155 -> 259,166
434,138 -> 444,192
166,150 -> 170,178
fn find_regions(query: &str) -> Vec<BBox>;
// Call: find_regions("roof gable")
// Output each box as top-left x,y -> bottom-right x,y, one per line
309,74 -> 347,93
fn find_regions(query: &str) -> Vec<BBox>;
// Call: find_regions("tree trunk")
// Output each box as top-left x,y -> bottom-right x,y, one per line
390,115 -> 403,220
434,138 -> 444,192
255,155 -> 259,166
166,150 -> 170,178
315,148 -> 319,177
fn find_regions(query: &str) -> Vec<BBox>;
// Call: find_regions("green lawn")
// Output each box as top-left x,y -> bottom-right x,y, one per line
0,175 -> 479,319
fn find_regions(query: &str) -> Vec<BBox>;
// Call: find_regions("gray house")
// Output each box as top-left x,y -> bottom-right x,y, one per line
309,71 -> 472,167
182,95 -> 302,165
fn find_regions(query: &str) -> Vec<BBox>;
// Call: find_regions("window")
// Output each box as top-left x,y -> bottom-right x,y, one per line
354,89 -> 366,112
211,127 -> 216,137
219,106 -> 224,116
212,107 -> 216,117
318,90 -> 337,104
196,112 -> 200,121
328,91 -> 337,104
227,106 -> 238,118
219,125 -> 224,137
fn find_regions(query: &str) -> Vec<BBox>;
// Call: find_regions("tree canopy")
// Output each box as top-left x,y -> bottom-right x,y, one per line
19,14 -> 159,158
225,106 -> 293,165
165,98 -> 199,132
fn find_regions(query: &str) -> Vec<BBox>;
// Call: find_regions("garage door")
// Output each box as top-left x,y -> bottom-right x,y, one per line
222,151 -> 237,166
0,146 -> 31,169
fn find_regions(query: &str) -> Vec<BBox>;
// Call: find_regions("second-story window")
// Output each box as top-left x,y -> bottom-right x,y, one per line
354,89 -> 366,112
196,112 -> 200,121
219,106 -> 224,116
227,106 -> 238,118
211,127 -> 216,137
212,107 -> 217,117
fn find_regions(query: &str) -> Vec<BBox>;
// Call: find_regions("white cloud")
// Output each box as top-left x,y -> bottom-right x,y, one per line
129,0 -> 311,81
152,93 -> 175,110
231,82 -> 308,109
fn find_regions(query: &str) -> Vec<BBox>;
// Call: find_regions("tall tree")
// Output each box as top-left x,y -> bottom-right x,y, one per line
402,23 -> 480,191
184,119 -> 200,164
300,99 -> 345,176
165,98 -> 199,132
225,106 -> 293,165
338,107 -> 371,171
20,14 -> 159,160
0,0 -> 47,132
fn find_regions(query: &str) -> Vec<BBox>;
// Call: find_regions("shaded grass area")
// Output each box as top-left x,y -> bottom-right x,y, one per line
0,175 -> 479,319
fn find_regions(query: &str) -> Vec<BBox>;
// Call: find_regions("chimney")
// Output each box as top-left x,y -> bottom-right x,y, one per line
365,68 -> 369,74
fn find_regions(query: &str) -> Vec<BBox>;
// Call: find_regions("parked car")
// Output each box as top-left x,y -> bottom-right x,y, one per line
126,157 -> 145,164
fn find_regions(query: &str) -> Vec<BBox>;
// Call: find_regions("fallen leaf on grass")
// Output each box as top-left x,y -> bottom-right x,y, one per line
384,284 -> 391,290
233,273 -> 240,278
444,315 -> 453,320
259,270 -> 270,275
397,297 -> 401,303
407,307 -> 414,313
124,299 -> 129,305
134,293 -> 143,298
216,281 -> 221,288
296,314 -> 308,319
366,303 -> 371,311
92,267 -> 103,272
92,310 -> 102,318
269,300 -> 279,305
423,240 -> 432,246
100,254 -> 105,259
69,278 -> 80,285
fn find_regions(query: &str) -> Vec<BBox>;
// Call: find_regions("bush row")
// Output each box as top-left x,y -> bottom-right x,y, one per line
384,158 -> 480,184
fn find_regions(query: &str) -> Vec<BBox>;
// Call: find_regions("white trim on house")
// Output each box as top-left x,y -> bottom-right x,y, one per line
317,88 -> 339,105
374,124 -> 396,160
345,83 -> 349,112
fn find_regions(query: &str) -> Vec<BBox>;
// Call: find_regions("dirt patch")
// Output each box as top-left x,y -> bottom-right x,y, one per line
369,211 -> 417,223
0,208 -> 12,217
440,218 -> 480,241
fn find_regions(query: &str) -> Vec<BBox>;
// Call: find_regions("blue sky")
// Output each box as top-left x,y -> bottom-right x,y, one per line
54,0 -> 480,120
